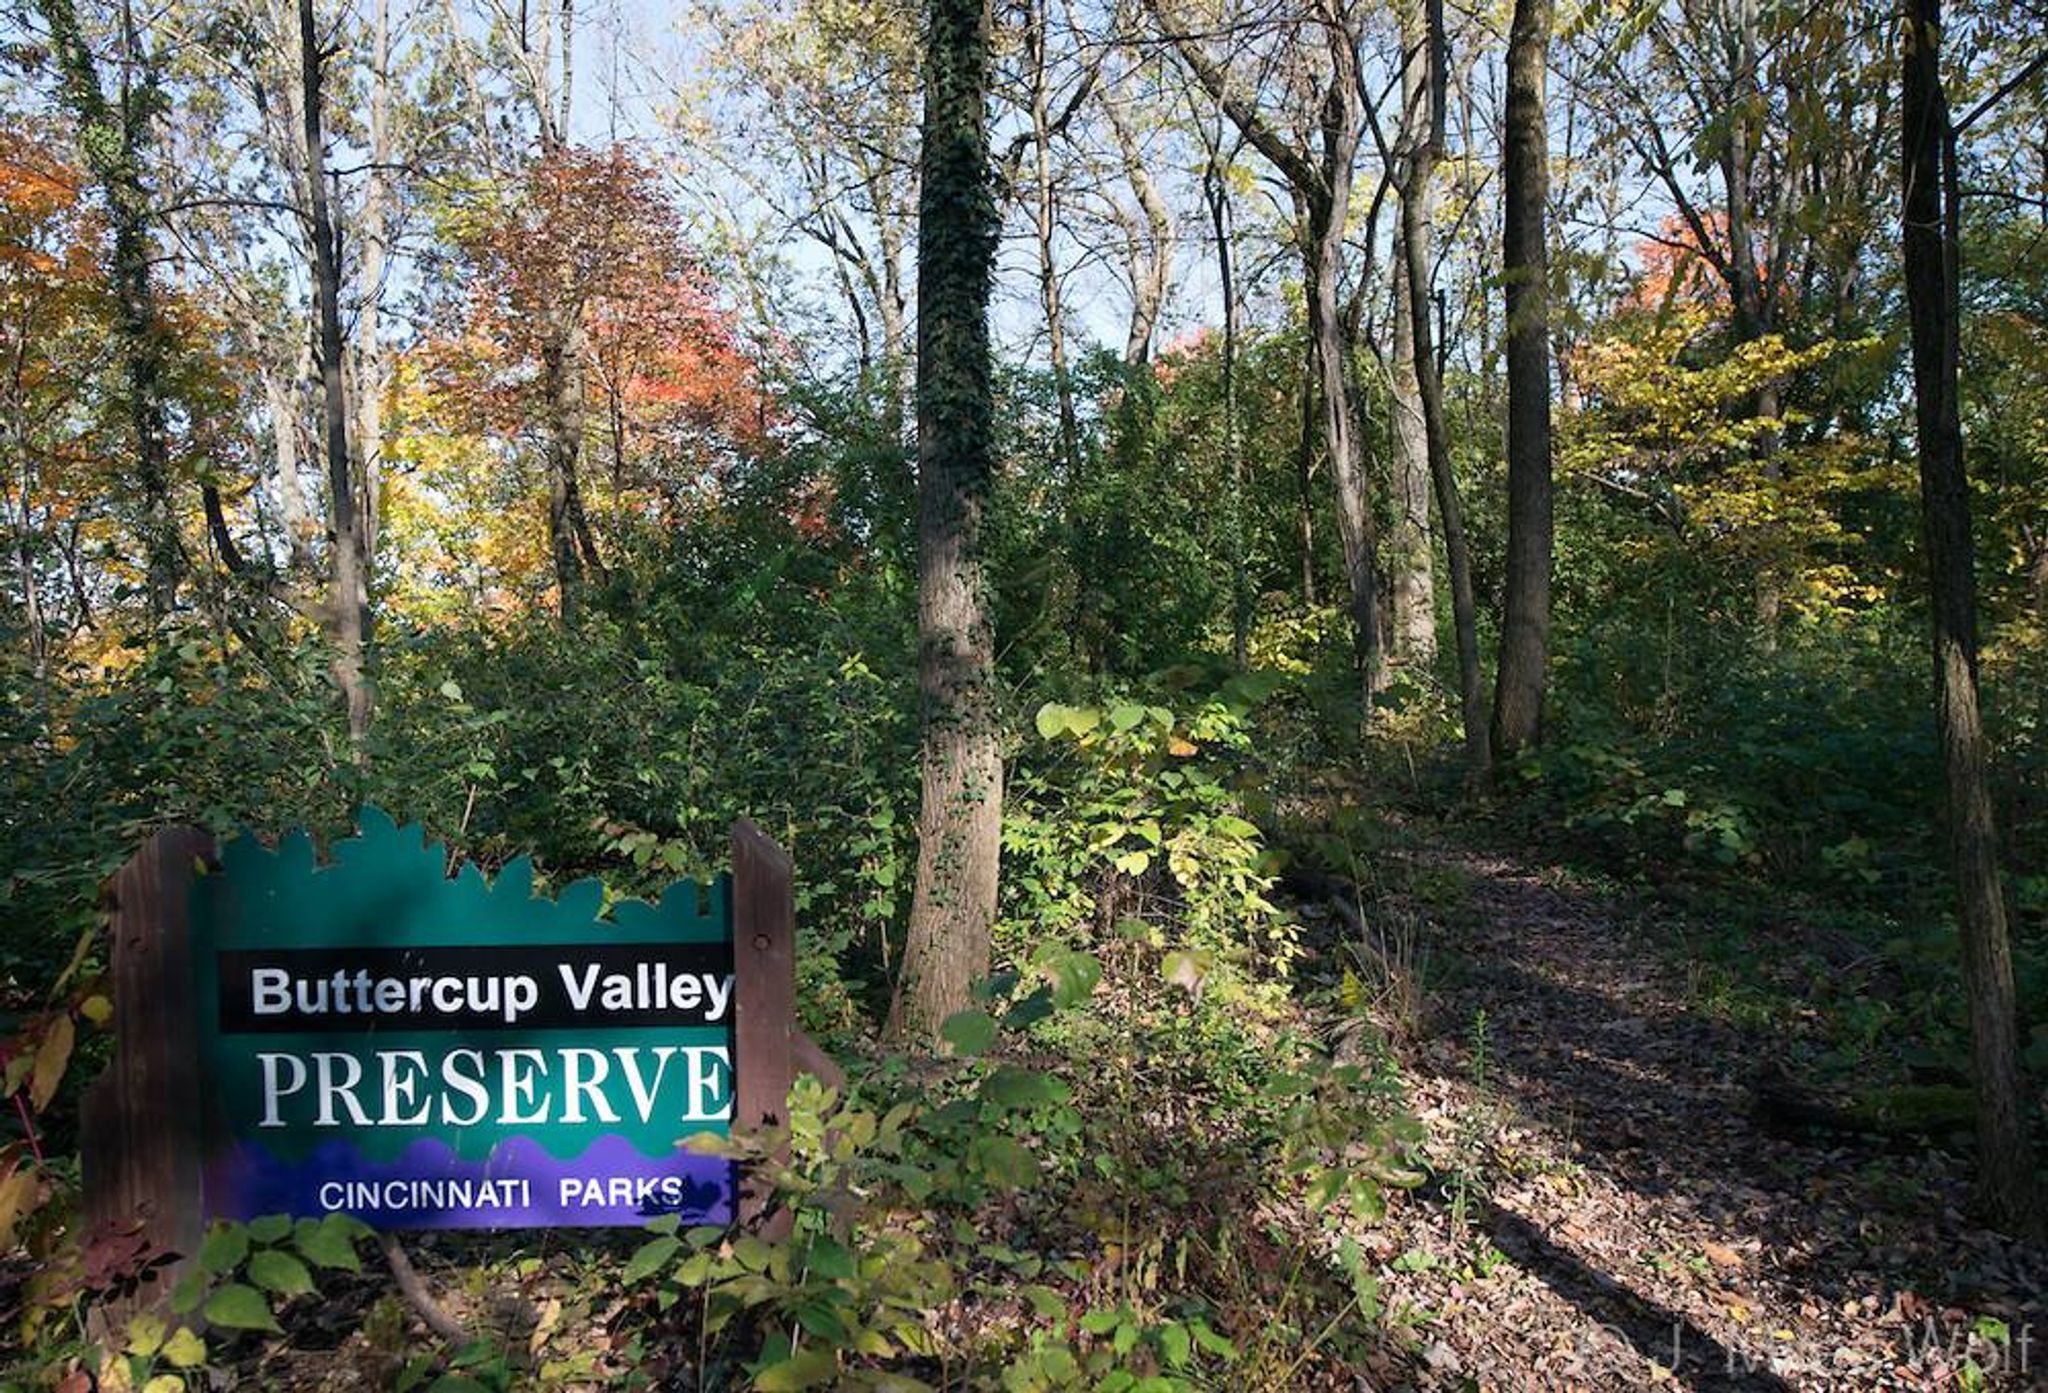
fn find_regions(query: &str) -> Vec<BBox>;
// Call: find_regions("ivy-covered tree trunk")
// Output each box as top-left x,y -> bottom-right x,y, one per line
1900,0 -> 2037,1233
1491,0 -> 1555,760
893,0 -> 1003,1044
37,0 -> 181,618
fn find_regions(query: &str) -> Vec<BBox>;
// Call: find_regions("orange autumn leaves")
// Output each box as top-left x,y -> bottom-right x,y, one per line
423,145 -> 769,520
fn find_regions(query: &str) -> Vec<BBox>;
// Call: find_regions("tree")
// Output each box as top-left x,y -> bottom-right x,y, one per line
1151,0 -> 1386,697
892,0 -> 1003,1042
300,0 -> 373,749
0,126 -> 116,673
34,0 -> 182,617
437,147 -> 701,618
1899,0 -> 2038,1232
1490,0 -> 1553,759
1392,0 -> 1487,778
1385,0 -> 1436,669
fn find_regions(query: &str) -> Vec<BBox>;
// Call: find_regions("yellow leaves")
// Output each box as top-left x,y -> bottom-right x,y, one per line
29,1013 -> 74,1111
0,1165 -> 38,1248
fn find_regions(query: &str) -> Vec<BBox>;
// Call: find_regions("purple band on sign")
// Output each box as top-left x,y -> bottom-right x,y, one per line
204,1134 -> 735,1229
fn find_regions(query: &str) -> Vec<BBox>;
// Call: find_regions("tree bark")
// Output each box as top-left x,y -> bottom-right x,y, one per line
1492,0 -> 1555,759
1024,0 -> 1081,481
1203,135 -> 1249,667
1399,0 -> 1487,778
355,0 -> 394,564
37,0 -> 180,617
894,0 -> 1004,1045
1107,88 -> 1173,367
1388,232 -> 1437,667
1387,0 -> 1437,669
1900,0 -> 2037,1233
263,347 -> 315,573
301,0 -> 372,751
541,314 -> 600,621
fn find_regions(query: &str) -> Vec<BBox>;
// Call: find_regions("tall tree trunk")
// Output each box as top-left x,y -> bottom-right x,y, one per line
301,0 -> 372,751
1900,0 -> 2038,1233
264,346 -> 315,572
1152,2 -> 1374,690
874,171 -> 912,442
1492,0 -> 1555,759
355,0 -> 394,564
1297,351 -> 1318,608
1308,201 -> 1384,697
1108,90 -> 1173,366
1387,0 -> 1436,669
1388,232 -> 1437,668
1724,0 -> 1785,641
1399,0 -> 1487,777
9,443 -> 47,678
1025,0 -> 1081,480
37,0 -> 179,617
894,0 -> 1003,1044
542,315 -> 600,622
1204,140 -> 1249,668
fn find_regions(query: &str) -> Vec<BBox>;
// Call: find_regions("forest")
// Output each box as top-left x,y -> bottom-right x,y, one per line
0,0 -> 2044,1383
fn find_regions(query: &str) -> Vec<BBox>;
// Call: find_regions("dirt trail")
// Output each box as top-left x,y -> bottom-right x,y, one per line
1342,849 -> 2045,1391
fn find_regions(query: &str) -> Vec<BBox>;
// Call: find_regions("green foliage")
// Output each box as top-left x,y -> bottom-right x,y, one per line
172,1213 -> 372,1335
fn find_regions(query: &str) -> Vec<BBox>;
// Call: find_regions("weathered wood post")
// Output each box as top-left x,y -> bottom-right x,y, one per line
80,826 -> 213,1308
729,819 -> 842,1235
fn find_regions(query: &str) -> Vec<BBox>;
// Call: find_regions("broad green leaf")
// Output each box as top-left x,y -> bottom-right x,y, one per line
1160,1321 -> 1192,1367
804,1234 -> 855,1281
1022,1284 -> 1066,1319
202,1283 -> 280,1333
198,1222 -> 248,1276
294,1215 -> 363,1272
623,1235 -> 680,1283
1045,951 -> 1101,1009
247,1248 -> 315,1298
752,1344 -> 838,1390
940,1008 -> 997,1057
246,1214 -> 292,1243
1002,987 -> 1054,1031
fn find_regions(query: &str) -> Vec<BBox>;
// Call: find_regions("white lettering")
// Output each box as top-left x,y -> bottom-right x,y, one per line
499,1048 -> 549,1124
313,1052 -> 371,1127
379,1049 -> 432,1126
560,962 -> 601,1011
559,1048 -> 619,1124
258,1052 -> 307,1126
441,1047 -> 490,1127
679,1046 -> 731,1122
251,968 -> 292,1015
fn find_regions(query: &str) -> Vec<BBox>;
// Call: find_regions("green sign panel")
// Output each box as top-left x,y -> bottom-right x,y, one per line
189,810 -> 736,1229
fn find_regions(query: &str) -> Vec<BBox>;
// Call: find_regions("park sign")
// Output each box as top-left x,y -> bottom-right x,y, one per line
83,812 -> 832,1257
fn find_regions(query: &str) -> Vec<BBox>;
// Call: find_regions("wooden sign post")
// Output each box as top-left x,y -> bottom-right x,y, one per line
82,813 -> 836,1298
